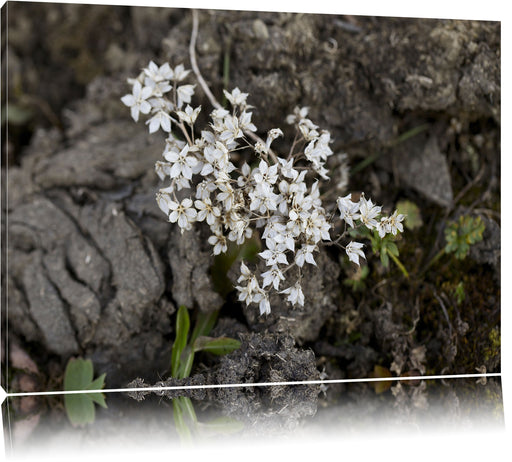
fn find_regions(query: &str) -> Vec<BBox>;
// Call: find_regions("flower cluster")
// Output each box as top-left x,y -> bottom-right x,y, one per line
122,61 -> 404,316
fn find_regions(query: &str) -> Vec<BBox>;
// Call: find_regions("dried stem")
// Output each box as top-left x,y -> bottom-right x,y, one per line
189,9 -> 279,164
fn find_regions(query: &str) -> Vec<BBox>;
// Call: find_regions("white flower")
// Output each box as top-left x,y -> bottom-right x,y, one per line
172,64 -> 191,81
194,197 -> 221,225
237,261 -> 253,283
259,239 -> 288,266
144,61 -> 173,83
176,105 -> 201,125
216,181 -> 236,211
388,210 -> 405,235
258,294 -> 271,315
164,144 -> 198,180
177,84 -> 196,108
168,198 -> 197,232
248,182 -> 280,214
278,157 -> 299,180
156,190 -> 173,216
239,111 -> 257,133
236,277 -> 262,305
224,87 -> 249,107
295,244 -> 317,267
254,159 -> 279,185
358,196 -> 382,230
345,241 -> 366,265
218,114 -> 244,144
281,281 -> 305,306
286,106 -> 309,125
121,80 -> 153,122
208,232 -> 228,255
337,194 -> 360,228
303,209 -> 331,243
146,110 -> 172,133
265,128 -> 283,150
261,265 -> 285,290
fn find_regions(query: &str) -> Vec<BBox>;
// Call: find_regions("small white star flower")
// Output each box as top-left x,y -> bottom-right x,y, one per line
337,194 -> 361,228
345,241 -> 366,265
147,110 -> 172,133
208,232 -> 228,255
121,80 -> 153,122
172,64 -> 191,81
176,84 -> 196,108
261,265 -> 285,290
164,144 -> 198,180
176,105 -> 201,125
281,281 -> 305,307
194,197 -> 221,225
259,239 -> 288,266
168,198 -> 197,232
224,87 -> 250,107
358,196 -> 382,230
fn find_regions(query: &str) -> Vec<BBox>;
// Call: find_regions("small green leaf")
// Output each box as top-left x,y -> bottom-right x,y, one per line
444,215 -> 485,260
386,241 -> 399,257
190,310 -> 219,345
396,200 -> 423,230
193,336 -> 241,355
173,398 -> 193,442
198,416 -> 244,436
64,358 -> 93,391
172,306 -> 190,377
380,250 -> 389,268
178,345 -> 195,379
63,358 -> 107,427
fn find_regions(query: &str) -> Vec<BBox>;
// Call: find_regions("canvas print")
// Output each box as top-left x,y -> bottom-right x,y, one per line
0,1 -> 502,456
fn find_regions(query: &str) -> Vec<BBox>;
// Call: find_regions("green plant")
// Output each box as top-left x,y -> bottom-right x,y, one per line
171,305 -> 241,379
444,215 -> 485,260
63,358 -> 107,427
423,214 -> 485,273
173,396 -> 244,442
170,306 -> 243,441
454,281 -> 466,305
396,199 -> 423,230
349,226 -> 409,278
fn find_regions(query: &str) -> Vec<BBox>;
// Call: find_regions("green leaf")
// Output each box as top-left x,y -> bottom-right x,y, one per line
380,250 -> 389,268
64,358 -> 93,391
177,345 -> 195,379
190,310 -> 219,345
172,305 -> 190,377
193,336 -> 241,355
396,200 -> 423,230
198,416 -> 244,436
178,397 -> 198,424
444,215 -> 485,260
386,241 -> 399,257
63,358 -> 107,427
173,398 -> 193,442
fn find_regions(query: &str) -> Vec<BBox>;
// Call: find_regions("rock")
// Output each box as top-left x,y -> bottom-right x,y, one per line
32,121 -> 163,190
22,251 -> 79,357
167,226 -> 224,313
393,135 -> 453,207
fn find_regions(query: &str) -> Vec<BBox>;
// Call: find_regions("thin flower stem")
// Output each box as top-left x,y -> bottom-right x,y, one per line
388,251 -> 409,279
189,9 -> 279,165
178,121 -> 193,146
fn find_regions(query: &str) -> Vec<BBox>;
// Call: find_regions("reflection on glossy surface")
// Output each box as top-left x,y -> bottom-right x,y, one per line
2,377 -> 503,459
